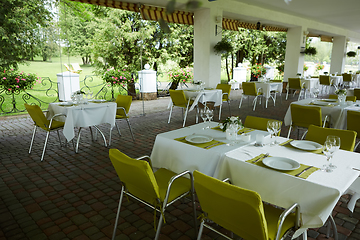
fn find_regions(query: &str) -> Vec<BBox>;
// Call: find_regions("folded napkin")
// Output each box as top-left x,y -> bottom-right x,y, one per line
281,139 -> 323,154
246,154 -> 319,179
175,136 -> 225,149
308,102 -> 335,107
211,126 -> 254,134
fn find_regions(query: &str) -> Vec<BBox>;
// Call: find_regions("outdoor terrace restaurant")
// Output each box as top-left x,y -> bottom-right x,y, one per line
2,0 -> 360,240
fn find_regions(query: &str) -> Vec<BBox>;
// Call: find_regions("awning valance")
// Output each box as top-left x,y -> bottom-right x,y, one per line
222,18 -> 287,32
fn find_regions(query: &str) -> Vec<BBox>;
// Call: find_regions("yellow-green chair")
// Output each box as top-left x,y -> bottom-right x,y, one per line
193,170 -> 300,240
109,149 -> 197,240
305,125 -> 357,151
244,116 -> 282,136
24,103 -> 66,161
287,104 -> 329,139
328,94 -> 356,102
239,82 -> 263,111
319,75 -> 332,94
342,73 -> 353,87
347,110 -> 360,151
168,89 -> 193,127
109,95 -> 135,146
286,78 -> 306,101
216,84 -> 232,120
354,89 -> 360,100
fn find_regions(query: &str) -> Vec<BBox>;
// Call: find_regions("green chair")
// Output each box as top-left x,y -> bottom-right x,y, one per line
342,73 -> 353,87
216,83 -> 232,120
239,82 -> 263,111
328,95 -> 356,102
287,104 -> 329,139
286,78 -> 306,101
244,116 -> 282,136
193,170 -> 300,240
109,95 -> 135,146
305,124 -> 357,151
319,75 -> 333,94
354,89 -> 360,100
109,149 -> 197,240
24,103 -> 66,161
168,89 -> 193,127
347,110 -> 360,151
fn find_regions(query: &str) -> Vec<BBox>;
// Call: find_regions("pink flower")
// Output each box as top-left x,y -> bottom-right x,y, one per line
113,81 -> 116,84
16,85 -> 19,88
2,77 -> 6,80
21,78 -> 26,81
124,77 -> 126,80
120,76 -> 123,79
8,88 -> 11,91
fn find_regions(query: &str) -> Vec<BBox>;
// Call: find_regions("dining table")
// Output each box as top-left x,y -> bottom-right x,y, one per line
150,122 -> 360,238
168,88 -> 223,112
47,100 -> 117,152
301,78 -> 320,97
284,98 -> 360,129
255,81 -> 282,108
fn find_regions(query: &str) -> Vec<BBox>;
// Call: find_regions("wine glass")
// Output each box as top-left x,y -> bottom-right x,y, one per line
267,120 -> 275,145
321,135 -> 340,172
205,108 -> 214,129
271,121 -> 281,145
313,88 -> 320,98
200,107 -> 208,130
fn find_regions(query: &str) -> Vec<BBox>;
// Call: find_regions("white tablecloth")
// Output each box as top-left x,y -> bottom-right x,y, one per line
150,123 -> 360,236
284,98 -> 355,129
218,140 -> 360,234
48,102 -> 117,141
151,122 -> 268,177
301,78 -> 320,96
168,89 -> 222,112
255,82 -> 282,107
330,75 -> 343,86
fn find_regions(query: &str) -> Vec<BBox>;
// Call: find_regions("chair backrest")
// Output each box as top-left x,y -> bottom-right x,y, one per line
71,63 -> 82,71
64,63 -> 72,72
342,73 -> 352,82
347,110 -> 360,137
305,125 -> 357,151
288,78 -> 301,89
193,170 -> 268,240
116,95 -> 132,116
24,103 -> 50,131
319,75 -> 330,85
216,84 -> 231,101
242,82 -> 257,96
109,149 -> 161,204
244,116 -> 282,135
290,104 -> 322,128
169,90 -> 187,107
354,89 -> 360,100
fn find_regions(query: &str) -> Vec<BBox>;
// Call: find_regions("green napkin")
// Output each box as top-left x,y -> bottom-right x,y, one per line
246,154 -> 319,179
175,136 -> 225,149
281,139 -> 323,154
212,126 -> 254,134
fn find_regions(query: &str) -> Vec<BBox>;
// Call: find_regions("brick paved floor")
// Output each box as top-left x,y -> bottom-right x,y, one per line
1,89 -> 360,240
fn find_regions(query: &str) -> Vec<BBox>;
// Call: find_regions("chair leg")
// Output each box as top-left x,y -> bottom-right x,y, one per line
197,220 -> 205,240
41,131 -> 51,162
252,96 -> 258,111
326,215 -> 338,240
182,107 -> 189,128
93,126 -> 107,148
56,130 -> 62,147
287,125 -> 292,138
29,125 -> 37,154
168,106 -> 174,124
354,140 -> 360,152
112,186 -> 125,240
286,89 -> 289,100
227,101 -> 231,116
219,104 -> 222,120
75,127 -> 83,153
239,96 -> 244,108
154,211 -> 164,240
126,119 -> 135,142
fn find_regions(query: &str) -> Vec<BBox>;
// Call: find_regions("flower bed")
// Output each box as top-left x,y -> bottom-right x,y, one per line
0,69 -> 39,93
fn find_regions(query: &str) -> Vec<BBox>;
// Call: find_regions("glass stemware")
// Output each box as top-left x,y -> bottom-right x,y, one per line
313,88 -> 320,98
200,108 -> 209,130
322,135 -> 340,172
267,120 -> 275,145
271,121 -> 281,145
205,108 -> 214,129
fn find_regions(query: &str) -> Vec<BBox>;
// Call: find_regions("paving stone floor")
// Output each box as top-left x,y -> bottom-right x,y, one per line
1,89 -> 360,240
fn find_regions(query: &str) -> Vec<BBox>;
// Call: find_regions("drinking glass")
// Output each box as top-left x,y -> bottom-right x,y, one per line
267,120 -> 275,145
326,135 -> 340,169
200,108 -> 208,130
313,88 -> 320,98
321,135 -> 340,172
226,123 -> 238,146
205,108 -> 214,129
271,121 -> 281,145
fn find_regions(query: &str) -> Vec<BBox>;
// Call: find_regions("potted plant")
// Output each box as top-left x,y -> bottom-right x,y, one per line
250,63 -> 267,81
303,64 -> 308,72
347,51 -> 356,57
304,47 -> 317,56
213,39 -> 234,55
0,69 -> 39,93
102,67 -> 133,87
168,67 -> 193,90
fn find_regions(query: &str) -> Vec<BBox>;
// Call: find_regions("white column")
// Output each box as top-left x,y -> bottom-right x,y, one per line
194,8 -> 222,87
331,36 -> 347,74
283,27 -> 305,81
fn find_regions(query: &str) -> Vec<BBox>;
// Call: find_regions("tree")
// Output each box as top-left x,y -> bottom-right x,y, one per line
0,0 -> 52,69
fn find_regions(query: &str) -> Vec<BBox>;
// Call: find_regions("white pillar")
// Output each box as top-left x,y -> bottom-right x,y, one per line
284,27 -> 305,81
331,36 -> 347,74
194,8 -> 222,87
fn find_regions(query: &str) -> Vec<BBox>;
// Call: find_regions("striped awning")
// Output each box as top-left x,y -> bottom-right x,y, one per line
68,0 -> 194,25
222,18 -> 287,32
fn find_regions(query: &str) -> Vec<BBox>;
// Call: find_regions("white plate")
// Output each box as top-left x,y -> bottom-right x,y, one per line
58,102 -> 73,106
311,101 -> 333,106
322,99 -> 337,102
290,140 -> 323,151
89,99 -> 106,102
263,157 -> 300,171
185,135 -> 213,144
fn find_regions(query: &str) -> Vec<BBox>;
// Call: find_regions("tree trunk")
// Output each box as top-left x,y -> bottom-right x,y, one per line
226,57 -> 230,82
127,82 -> 137,99
169,81 -> 179,90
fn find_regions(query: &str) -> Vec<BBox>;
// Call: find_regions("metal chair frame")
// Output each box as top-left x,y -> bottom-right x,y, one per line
168,91 -> 192,127
286,79 -> 306,101
108,106 -> 135,146
239,83 -> 263,111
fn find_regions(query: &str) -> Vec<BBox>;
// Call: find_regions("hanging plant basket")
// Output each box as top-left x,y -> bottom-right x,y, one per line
347,51 -> 356,57
213,39 -> 234,55
304,47 -> 317,56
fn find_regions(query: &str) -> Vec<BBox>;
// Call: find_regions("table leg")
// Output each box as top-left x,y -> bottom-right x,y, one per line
93,126 -> 108,148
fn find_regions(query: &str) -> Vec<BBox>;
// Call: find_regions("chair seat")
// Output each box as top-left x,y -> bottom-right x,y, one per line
154,168 -> 191,202
116,115 -> 129,119
48,120 -> 65,130
264,204 -> 296,240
